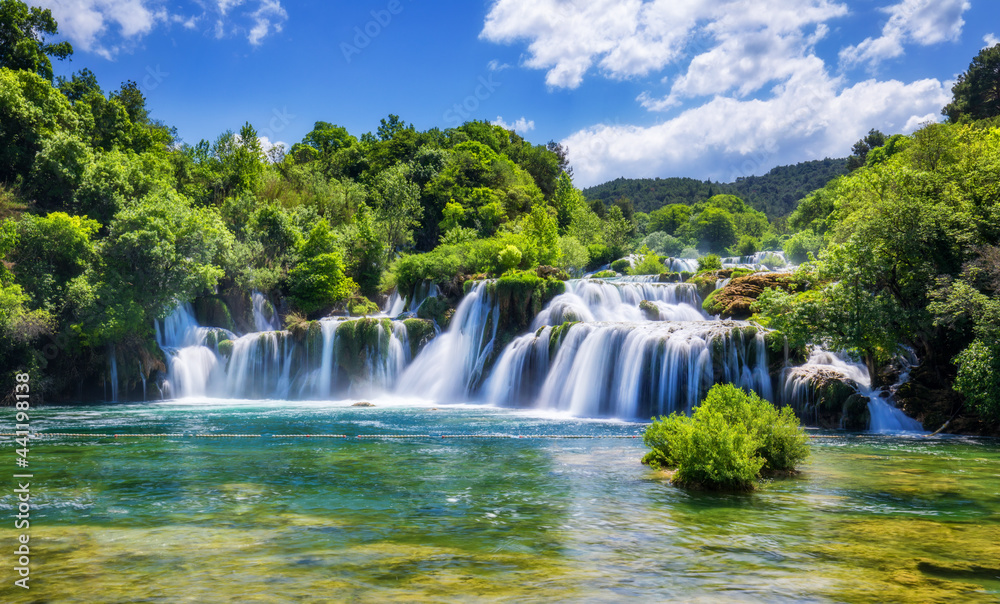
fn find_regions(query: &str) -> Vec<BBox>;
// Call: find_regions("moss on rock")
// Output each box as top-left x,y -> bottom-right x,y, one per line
402,318 -> 436,358
704,273 -> 808,320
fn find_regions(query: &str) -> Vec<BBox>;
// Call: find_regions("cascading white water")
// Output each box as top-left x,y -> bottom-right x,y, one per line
782,349 -> 924,433
107,344 -> 118,403
483,322 -> 771,419
155,304 -> 411,400
395,281 -> 496,400
533,279 -> 704,326
383,291 -> 406,317
721,250 -> 789,270
252,291 -> 281,332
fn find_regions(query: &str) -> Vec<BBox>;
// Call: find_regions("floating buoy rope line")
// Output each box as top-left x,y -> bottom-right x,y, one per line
0,432 -> 855,440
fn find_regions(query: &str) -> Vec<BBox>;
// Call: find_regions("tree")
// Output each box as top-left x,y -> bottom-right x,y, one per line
0,0 -> 72,81
846,128 -> 887,171
56,68 -> 101,102
523,204 -> 560,266
289,222 -> 357,314
371,162 -> 421,262
9,212 -> 99,313
693,207 -> 737,254
648,204 -> 691,236
943,44 -> 1000,123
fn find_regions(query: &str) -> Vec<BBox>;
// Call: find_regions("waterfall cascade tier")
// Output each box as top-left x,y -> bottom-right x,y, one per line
484,321 -> 771,419
156,304 -> 414,400
782,349 -> 924,433
150,273 -> 925,432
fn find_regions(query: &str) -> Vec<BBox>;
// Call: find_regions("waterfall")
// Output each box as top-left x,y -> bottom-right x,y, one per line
483,322 -> 771,419
782,349 -> 924,433
107,345 -> 119,403
396,281 -> 497,400
252,291 -> 281,332
533,279 -> 704,326
383,290 -> 406,317
155,303 -> 413,400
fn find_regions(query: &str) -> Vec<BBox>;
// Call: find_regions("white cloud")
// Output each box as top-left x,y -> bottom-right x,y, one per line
563,72 -> 949,186
248,0 -> 287,46
481,0 -> 848,89
839,0 -> 970,69
36,0 -> 286,58
493,116 -> 536,133
258,136 -> 286,155
984,33 -> 1000,49
34,0 -> 166,58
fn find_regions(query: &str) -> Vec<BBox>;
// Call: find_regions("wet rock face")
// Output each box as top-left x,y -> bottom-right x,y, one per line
784,366 -> 864,429
705,273 -> 807,320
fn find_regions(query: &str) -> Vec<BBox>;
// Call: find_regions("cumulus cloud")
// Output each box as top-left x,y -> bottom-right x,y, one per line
493,116 -> 536,133
34,0 -> 167,58
563,73 -> 949,186
839,0 -> 971,69
248,0 -> 287,46
984,33 -> 1000,49
36,0 -> 287,58
481,0 -> 847,89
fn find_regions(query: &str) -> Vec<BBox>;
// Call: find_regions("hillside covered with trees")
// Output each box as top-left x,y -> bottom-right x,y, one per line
583,157 -> 848,218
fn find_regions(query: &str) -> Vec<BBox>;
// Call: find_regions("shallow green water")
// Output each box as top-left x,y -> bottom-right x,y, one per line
2,399 -> 999,602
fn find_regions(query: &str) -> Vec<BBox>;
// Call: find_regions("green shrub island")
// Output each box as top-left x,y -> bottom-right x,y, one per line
642,384 -> 810,491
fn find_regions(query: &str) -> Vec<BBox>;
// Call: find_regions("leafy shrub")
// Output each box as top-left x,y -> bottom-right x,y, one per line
642,384 -> 809,490
697,254 -> 722,272
760,253 -> 786,269
497,245 -> 523,274
733,235 -> 759,257
628,246 -> 666,275
589,270 -> 616,278
585,243 -> 613,269
783,230 -> 824,264
954,339 -> 1000,422
610,258 -> 631,273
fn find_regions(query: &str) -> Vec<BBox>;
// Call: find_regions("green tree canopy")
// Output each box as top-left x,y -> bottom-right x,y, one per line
0,0 -> 72,81
943,44 -> 1000,123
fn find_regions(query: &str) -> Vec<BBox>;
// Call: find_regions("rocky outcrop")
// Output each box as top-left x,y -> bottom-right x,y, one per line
704,273 -> 807,320
784,366 -> 868,429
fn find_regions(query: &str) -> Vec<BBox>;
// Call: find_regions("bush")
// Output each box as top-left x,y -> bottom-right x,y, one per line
628,246 -> 666,275
733,235 -> 759,257
642,384 -> 809,490
585,243 -> 613,269
760,253 -> 786,269
783,230 -> 824,264
610,258 -> 631,273
954,338 -> 1000,422
642,231 -> 686,257
697,254 -> 722,272
589,270 -> 616,278
497,245 -> 523,274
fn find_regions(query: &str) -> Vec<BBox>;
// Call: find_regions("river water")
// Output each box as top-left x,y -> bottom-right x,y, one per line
3,399 -> 998,602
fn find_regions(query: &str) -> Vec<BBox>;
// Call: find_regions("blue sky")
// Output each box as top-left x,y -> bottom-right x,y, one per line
36,0 -> 1000,187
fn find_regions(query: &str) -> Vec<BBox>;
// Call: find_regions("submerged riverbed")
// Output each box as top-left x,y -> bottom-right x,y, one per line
3,399 -> 999,602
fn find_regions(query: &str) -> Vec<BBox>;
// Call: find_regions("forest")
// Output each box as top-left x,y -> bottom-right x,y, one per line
1,1 -> 999,434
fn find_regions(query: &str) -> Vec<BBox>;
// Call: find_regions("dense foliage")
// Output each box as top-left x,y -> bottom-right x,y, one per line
583,158 -> 847,218
755,120 -> 1000,425
642,384 -> 809,490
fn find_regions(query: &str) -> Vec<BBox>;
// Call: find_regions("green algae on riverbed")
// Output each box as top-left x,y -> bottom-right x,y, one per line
2,402 -> 999,602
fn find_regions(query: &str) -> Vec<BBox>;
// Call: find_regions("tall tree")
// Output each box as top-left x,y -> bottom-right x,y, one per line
943,44 -> 1000,123
0,0 -> 72,81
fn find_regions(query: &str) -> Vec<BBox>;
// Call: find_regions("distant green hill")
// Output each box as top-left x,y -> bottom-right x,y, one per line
583,158 -> 848,218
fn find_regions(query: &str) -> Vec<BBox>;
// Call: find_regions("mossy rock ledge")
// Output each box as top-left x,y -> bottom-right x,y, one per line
704,273 -> 807,320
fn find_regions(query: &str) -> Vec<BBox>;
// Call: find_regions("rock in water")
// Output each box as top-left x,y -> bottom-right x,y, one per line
351,401 -> 375,407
